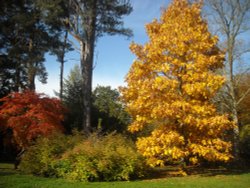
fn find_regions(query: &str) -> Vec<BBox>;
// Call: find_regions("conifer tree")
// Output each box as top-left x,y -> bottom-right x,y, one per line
68,0 -> 133,131
0,0 -> 62,91
11,0 -> 133,131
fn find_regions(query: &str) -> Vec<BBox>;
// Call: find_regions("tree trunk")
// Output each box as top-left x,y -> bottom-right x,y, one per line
59,30 -> 68,100
206,0 -> 250,160
80,0 -> 97,132
59,59 -> 64,99
229,78 -> 240,158
14,148 -> 25,169
228,38 -> 239,159
14,62 -> 21,92
27,62 -> 36,91
80,39 -> 94,132
27,39 -> 36,91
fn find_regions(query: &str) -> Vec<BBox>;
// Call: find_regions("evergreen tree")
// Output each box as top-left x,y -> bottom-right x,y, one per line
5,0 -> 133,131
36,0 -> 73,99
62,64 -> 84,131
0,55 -> 17,98
0,0 -> 29,93
67,0 -> 133,131
93,86 -> 130,133
62,66 -> 130,133
0,0 -> 63,91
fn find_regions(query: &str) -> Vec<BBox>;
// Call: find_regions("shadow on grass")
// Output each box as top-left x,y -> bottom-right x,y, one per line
144,163 -> 250,180
0,171 -> 17,176
1,162 -> 249,181
184,165 -> 250,177
0,163 -> 18,176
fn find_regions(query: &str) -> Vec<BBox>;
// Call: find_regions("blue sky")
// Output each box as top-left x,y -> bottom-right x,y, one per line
36,0 -> 250,97
36,0 -> 170,96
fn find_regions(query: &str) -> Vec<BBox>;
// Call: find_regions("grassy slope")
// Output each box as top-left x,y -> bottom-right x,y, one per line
0,163 -> 250,188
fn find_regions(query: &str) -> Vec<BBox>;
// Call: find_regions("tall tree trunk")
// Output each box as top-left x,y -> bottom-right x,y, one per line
27,62 -> 36,91
14,61 -> 21,92
59,30 -> 68,100
80,40 -> 93,132
81,0 -> 97,132
228,38 -> 239,159
27,39 -> 36,91
59,59 -> 64,99
68,0 -> 131,132
206,0 -> 250,161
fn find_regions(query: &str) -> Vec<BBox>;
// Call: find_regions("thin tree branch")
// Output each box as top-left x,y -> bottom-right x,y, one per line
67,38 -> 81,52
237,87 -> 250,106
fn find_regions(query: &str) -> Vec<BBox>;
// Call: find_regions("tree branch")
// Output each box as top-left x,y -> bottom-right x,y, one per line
237,87 -> 250,106
67,38 -> 81,52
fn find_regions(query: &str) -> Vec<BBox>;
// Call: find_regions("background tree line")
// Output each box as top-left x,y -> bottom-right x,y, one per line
0,0 -> 132,131
0,0 -> 132,162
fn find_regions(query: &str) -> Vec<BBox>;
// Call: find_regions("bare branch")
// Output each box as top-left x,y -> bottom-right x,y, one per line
235,67 -> 250,86
237,87 -> 250,106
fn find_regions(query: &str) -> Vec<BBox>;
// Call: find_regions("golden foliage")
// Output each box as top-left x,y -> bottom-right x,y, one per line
121,0 -> 234,167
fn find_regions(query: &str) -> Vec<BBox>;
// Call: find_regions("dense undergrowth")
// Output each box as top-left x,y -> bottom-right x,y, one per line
19,132 -> 148,181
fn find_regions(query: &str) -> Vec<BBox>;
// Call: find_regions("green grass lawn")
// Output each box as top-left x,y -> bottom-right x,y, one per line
0,163 -> 250,188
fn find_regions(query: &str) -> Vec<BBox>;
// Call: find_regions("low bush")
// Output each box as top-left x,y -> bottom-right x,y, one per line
19,131 -> 83,176
19,132 -> 148,181
239,124 -> 250,161
56,133 -> 148,181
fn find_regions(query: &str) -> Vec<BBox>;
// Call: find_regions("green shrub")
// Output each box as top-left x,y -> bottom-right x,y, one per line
19,131 -> 83,176
19,132 -> 148,181
239,124 -> 250,160
56,133 -> 148,181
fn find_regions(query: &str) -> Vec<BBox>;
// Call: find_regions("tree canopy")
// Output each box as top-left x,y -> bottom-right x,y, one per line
61,65 -> 130,133
67,0 -> 133,131
121,0 -> 235,167
0,0 -> 67,93
93,86 -> 130,133
0,91 -> 65,149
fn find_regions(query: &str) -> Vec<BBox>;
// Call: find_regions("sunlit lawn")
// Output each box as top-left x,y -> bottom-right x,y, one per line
0,163 -> 250,188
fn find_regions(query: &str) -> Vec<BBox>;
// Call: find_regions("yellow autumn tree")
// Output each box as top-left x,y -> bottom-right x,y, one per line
121,0 -> 235,167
